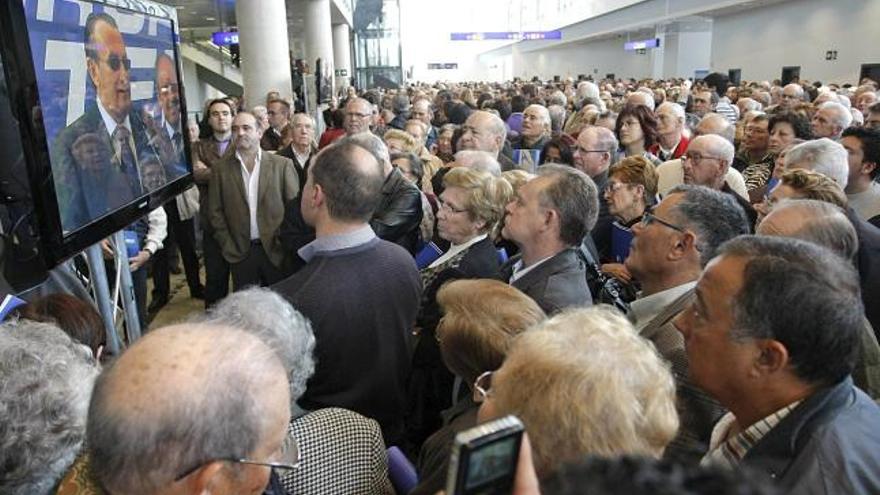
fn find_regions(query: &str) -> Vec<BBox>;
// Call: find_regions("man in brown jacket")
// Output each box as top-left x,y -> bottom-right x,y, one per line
209,111 -> 299,289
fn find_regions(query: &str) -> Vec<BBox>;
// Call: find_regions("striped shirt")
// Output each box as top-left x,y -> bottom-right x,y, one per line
701,401 -> 802,469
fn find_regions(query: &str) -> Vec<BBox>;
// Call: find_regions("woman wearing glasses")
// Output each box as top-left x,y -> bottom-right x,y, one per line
410,279 -> 545,495
600,156 -> 658,286
407,168 -> 513,451
614,104 -> 663,167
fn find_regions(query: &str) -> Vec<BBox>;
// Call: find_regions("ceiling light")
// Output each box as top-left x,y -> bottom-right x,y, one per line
206,16 -> 216,21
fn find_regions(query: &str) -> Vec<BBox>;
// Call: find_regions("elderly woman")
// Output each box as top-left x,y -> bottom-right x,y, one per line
600,156 -> 658,285
476,307 -> 679,478
407,168 -> 513,449
615,105 -> 662,166
756,168 -> 848,224
2,320 -> 100,495
410,279 -> 545,495
768,112 -> 813,155
435,124 -> 459,163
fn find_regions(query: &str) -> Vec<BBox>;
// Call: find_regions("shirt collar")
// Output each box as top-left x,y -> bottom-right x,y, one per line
702,400 -> 803,469
509,254 -> 554,283
96,98 -> 131,137
428,233 -> 487,269
629,281 -> 696,330
298,224 -> 376,262
235,148 -> 262,167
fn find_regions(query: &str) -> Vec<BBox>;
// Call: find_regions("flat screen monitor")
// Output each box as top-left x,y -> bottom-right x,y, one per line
0,0 -> 192,267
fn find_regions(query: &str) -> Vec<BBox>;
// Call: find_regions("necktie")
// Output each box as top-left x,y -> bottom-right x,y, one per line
113,126 -> 142,198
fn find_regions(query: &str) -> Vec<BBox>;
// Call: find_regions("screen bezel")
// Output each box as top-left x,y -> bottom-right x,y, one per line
0,0 -> 193,268
453,428 -> 523,495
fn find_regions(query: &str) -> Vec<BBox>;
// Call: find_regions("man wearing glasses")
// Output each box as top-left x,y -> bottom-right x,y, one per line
86,323 -> 296,495
343,97 -> 374,136
573,126 -> 618,259
52,12 -> 162,232
682,134 -> 757,230
625,185 -> 750,463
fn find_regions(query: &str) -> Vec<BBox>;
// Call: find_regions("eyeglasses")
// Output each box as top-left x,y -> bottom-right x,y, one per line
682,152 -> 723,163
159,83 -> 179,95
473,370 -> 494,403
99,54 -> 132,72
604,181 -> 630,194
640,211 -> 688,234
438,197 -> 468,214
174,433 -> 300,482
346,112 -> 372,119
574,146 -> 607,155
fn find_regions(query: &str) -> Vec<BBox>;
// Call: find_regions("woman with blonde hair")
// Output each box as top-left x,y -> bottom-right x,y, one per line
410,279 -> 545,495
477,306 -> 679,478
407,168 -> 513,451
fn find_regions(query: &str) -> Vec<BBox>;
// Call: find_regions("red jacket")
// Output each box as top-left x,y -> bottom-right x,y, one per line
649,134 -> 690,161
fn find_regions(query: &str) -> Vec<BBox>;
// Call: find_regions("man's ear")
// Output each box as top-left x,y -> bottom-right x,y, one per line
753,339 -> 790,377
861,161 -> 877,177
669,230 -> 696,260
190,461 -> 226,495
86,58 -> 99,87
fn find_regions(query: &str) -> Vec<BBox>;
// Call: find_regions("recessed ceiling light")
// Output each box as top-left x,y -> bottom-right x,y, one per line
206,16 -> 216,21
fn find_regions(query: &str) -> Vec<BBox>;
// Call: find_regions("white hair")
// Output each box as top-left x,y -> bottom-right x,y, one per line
657,101 -> 685,121
454,150 -> 502,176
785,138 -> 850,189
627,91 -> 655,110
576,81 -> 600,102
819,101 -> 854,130
696,134 -> 735,166
836,94 -> 852,109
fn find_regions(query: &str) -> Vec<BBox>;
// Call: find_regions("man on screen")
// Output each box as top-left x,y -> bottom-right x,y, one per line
51,12 -> 161,232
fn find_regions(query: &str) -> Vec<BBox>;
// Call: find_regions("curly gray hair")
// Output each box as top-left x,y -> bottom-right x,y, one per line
198,288 -> 316,404
0,319 -> 99,494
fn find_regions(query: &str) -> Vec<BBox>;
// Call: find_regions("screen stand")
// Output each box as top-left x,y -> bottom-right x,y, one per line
113,230 -> 142,342
84,242 -> 122,355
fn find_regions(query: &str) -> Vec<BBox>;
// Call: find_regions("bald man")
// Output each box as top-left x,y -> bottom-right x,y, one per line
682,133 -> 757,228
87,323 -> 292,495
460,110 -> 516,171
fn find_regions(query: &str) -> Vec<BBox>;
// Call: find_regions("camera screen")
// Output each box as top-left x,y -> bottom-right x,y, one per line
464,435 -> 519,490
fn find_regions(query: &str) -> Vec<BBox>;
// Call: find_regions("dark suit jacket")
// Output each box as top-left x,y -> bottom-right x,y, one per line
51,104 -> 158,232
191,136 -> 236,229
371,167 -> 423,255
501,248 -> 592,314
639,288 -> 726,463
590,171 -> 614,261
848,208 -> 880,338
260,127 -> 284,151
277,143 -> 317,191
209,152 -> 299,266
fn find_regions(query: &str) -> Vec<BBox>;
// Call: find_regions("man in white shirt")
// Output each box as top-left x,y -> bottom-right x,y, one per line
209,112 -> 299,289
625,185 -> 749,462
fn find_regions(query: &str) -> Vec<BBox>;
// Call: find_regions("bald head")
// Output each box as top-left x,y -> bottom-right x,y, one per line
460,110 -> 507,155
758,199 -> 857,260
694,113 -> 735,143
88,324 -> 289,495
344,97 -> 374,135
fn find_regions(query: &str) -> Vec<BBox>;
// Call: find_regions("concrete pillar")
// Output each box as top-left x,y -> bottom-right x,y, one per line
332,23 -> 352,86
651,28 -> 666,81
235,0 -> 292,107
303,0 -> 334,84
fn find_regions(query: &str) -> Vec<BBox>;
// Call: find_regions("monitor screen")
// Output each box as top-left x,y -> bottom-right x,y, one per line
0,0 -> 192,266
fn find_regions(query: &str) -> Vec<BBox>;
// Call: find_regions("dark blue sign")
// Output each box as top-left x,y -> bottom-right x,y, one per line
450,31 -> 562,41
212,31 -> 239,45
624,38 -> 661,51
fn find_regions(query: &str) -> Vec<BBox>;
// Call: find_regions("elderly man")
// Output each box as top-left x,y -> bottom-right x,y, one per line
388,93 -> 411,130
650,102 -> 689,161
273,139 -> 421,446
625,185 -> 749,462
656,114 -> 748,199
1,320 -> 100,494
735,114 -> 772,178
278,112 -> 318,189
261,98 -> 291,151
812,101 -> 853,140
675,236 -> 880,493
841,127 -> 880,225
88,323 -> 292,495
682,134 -> 757,228
501,164 -> 598,314
865,102 -> 880,130
411,98 -> 438,149
510,104 -> 553,168
200,288 -> 395,495
780,83 -> 805,109
573,125 -> 618,259
344,97 -> 374,136
209,112 -> 299,289
460,110 -> 517,170
757,199 -> 880,400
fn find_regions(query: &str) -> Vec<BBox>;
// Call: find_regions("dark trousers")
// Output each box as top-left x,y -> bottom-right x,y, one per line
230,241 -> 285,290
203,226 -> 230,308
152,204 -> 203,301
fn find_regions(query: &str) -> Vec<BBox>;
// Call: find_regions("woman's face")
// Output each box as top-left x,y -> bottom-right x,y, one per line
438,130 -> 455,155
604,176 -> 644,222
437,186 -> 483,245
768,122 -> 796,154
544,145 -> 562,163
618,116 -> 644,148
755,183 -> 800,224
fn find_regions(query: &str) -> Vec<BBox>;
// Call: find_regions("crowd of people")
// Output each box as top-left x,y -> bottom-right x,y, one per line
3,71 -> 880,495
